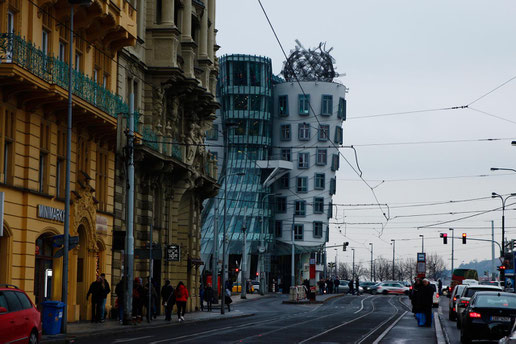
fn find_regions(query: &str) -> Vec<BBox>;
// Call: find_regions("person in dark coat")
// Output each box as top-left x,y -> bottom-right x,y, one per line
421,279 -> 434,327
115,276 -> 125,323
317,279 -> 325,295
327,279 -> 334,294
354,278 -> 360,295
161,280 -> 174,321
86,276 -> 103,323
132,277 -> 144,322
99,273 -> 110,322
199,284 -> 205,311
334,278 -> 340,293
438,279 -> 443,296
204,283 -> 214,312
410,279 -> 423,314
348,279 -> 354,295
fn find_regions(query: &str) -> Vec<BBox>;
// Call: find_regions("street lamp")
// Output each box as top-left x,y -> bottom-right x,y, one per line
491,192 -> 516,257
449,228 -> 455,277
368,243 -> 374,281
419,234 -> 424,253
259,192 -> 280,295
390,240 -> 395,280
351,248 -> 355,279
491,167 -> 516,173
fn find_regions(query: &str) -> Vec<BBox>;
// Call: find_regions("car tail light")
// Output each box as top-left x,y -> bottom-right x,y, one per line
436,294 -> 439,298
453,297 -> 457,301
453,307 -> 456,312
460,300 -> 469,305
469,312 -> 481,318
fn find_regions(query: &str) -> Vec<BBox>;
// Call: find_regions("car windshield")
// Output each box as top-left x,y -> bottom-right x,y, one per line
475,294 -> 516,309
479,281 -> 498,286
465,288 -> 500,298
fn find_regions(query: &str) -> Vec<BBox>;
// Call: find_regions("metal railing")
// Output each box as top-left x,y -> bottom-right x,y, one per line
0,33 -> 129,119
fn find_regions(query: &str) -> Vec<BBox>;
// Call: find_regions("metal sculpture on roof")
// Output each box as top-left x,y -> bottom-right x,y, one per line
281,40 -> 339,82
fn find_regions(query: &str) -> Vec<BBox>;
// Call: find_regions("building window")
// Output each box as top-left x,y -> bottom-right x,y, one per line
77,137 -> 89,178
298,94 -> 310,115
250,95 -> 262,111
314,173 -> 325,190
316,149 -> 327,166
298,123 -> 310,141
279,173 -> 290,189
249,62 -> 261,86
42,30 -> 49,55
275,221 -> 282,238
334,126 -> 343,144
232,61 -> 247,86
75,53 -> 81,72
1,110 -> 15,185
329,178 -> 336,195
278,95 -> 289,116
58,41 -> 66,62
328,201 -> 333,218
96,147 -> 108,212
321,95 -> 333,115
313,221 -> 323,238
294,224 -> 304,240
318,124 -> 329,141
331,154 -> 340,171
314,198 -> 324,214
280,124 -> 291,141
39,120 -> 50,194
206,124 -> 219,140
234,95 -> 248,110
298,152 -> 309,169
295,200 -> 306,216
280,148 -> 291,161
338,97 -> 346,119
56,127 -> 66,198
296,177 -> 308,193
276,196 -> 287,213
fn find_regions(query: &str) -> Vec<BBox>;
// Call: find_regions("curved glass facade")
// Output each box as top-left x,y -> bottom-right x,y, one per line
201,55 -> 274,278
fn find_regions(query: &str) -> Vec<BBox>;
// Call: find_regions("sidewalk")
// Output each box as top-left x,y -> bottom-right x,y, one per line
42,293 -> 264,343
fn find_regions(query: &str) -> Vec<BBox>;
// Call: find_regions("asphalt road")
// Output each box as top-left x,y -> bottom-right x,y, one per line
73,294 -> 420,344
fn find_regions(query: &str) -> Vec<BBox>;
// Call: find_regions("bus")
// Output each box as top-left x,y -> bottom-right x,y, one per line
450,269 -> 479,292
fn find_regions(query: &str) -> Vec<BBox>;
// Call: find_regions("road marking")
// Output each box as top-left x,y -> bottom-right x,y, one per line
371,311 -> 407,344
354,295 -> 374,314
298,297 -> 377,344
148,326 -> 234,344
356,297 -> 401,344
113,336 -> 153,343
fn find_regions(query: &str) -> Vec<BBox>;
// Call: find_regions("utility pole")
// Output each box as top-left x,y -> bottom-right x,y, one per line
391,240 -> 395,280
351,248 -> 355,279
334,249 -> 338,277
212,198 -> 219,301
61,4 -> 74,333
369,243 -> 373,281
419,234 -> 424,253
450,228 -> 455,278
148,224 -> 153,323
124,93 -> 135,324
492,220 -> 496,280
291,212 -> 296,287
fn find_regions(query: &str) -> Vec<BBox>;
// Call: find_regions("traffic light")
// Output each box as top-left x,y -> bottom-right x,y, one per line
462,233 -> 467,244
440,233 -> 448,244
235,268 -> 239,273
343,242 -> 349,251
498,265 -> 506,271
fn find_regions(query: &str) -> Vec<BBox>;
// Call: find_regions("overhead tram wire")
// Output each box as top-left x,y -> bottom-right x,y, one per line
468,74 -> 516,106
257,0 -> 388,222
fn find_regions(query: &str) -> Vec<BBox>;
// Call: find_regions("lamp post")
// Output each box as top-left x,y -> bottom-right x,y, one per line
334,249 -> 338,277
351,248 -> 355,279
491,192 -> 516,256
369,243 -> 374,281
390,240 -> 395,280
419,234 -> 424,253
491,167 -> 516,173
259,193 -> 279,295
450,228 -> 455,278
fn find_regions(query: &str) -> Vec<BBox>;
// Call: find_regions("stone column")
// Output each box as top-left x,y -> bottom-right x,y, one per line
181,0 -> 192,41
198,0 -> 208,58
207,0 -> 215,60
161,0 -> 175,25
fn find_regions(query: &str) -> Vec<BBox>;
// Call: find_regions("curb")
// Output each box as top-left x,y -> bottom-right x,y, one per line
211,293 -> 278,309
435,312 -> 450,344
41,312 -> 255,344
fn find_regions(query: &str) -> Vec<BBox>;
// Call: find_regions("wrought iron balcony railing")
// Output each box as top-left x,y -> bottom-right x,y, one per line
0,33 -> 129,119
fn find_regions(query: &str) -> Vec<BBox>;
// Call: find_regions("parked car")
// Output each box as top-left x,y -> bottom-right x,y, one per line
360,282 -> 380,294
460,291 -> 516,343
337,280 -> 350,294
0,284 -> 41,344
430,282 -> 440,307
456,284 -> 503,329
251,280 -> 260,293
449,284 -> 467,321
376,282 -> 409,295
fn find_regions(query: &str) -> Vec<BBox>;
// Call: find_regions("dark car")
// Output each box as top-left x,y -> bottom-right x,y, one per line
0,284 -> 42,344
460,291 -> 516,343
360,282 -> 379,294
456,284 -> 503,329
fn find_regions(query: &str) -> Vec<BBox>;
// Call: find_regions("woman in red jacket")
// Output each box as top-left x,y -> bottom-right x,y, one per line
174,281 -> 189,322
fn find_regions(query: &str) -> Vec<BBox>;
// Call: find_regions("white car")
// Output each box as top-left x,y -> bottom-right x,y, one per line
462,279 -> 479,286
376,282 -> 409,295
430,282 -> 440,307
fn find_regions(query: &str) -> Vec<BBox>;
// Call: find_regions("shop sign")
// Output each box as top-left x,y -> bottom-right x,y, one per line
37,204 -> 64,223
96,215 -> 108,234
166,245 -> 180,262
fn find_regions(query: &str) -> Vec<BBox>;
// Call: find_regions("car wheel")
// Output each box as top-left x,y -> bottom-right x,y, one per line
372,290 -> 377,295
460,328 -> 471,344
382,290 -> 388,295
404,290 -> 409,295
29,331 -> 38,344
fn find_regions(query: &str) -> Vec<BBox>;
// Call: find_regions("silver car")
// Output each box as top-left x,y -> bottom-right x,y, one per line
449,284 -> 467,321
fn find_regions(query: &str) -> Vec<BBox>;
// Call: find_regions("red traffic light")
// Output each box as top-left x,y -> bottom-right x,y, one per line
235,268 -> 239,272
498,265 -> 506,271
462,233 -> 467,244
440,233 -> 448,244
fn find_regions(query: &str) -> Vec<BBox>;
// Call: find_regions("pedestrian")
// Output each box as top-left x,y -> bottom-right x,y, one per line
115,276 -> 125,324
317,279 -> 325,295
327,279 -> 334,294
99,273 -> 110,322
421,279 -> 434,327
334,278 -> 340,293
225,287 -> 232,312
174,281 -> 189,322
204,283 -> 214,311
348,279 -> 354,295
161,280 -> 174,321
199,284 -> 205,311
132,277 -> 144,323
144,280 -> 158,320
86,276 -> 103,323
355,277 -> 360,295
438,279 -> 443,296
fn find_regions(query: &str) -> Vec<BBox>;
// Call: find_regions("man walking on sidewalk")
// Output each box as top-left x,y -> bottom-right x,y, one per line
161,280 -> 174,321
204,283 -> 214,312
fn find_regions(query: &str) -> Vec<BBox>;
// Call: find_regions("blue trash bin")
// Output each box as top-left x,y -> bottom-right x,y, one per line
41,301 -> 65,335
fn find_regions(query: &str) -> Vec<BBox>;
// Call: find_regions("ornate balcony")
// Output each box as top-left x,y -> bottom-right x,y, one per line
0,33 -> 130,120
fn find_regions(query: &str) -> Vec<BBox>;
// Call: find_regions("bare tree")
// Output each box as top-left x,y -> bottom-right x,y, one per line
426,253 -> 446,280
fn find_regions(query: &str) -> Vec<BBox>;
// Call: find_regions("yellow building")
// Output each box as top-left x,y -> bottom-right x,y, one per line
0,0 -> 136,322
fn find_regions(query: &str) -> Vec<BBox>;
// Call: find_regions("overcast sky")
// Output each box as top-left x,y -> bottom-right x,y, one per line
217,0 -> 516,275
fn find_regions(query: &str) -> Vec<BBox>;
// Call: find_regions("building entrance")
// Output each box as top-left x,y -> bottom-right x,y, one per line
34,233 -> 54,309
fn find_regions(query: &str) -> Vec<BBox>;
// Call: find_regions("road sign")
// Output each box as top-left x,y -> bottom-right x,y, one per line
134,247 -> 162,260
416,262 -> 426,274
53,235 -> 79,257
165,245 -> 180,262
417,253 -> 426,262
